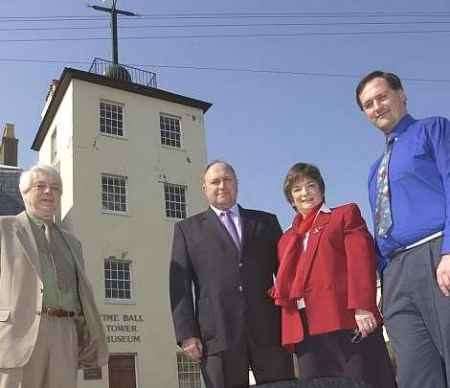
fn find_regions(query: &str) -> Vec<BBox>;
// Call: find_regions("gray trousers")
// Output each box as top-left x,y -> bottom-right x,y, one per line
383,237 -> 450,388
0,316 -> 78,388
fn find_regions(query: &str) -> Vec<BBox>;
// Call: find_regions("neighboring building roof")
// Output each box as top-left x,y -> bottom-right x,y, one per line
32,67 -> 213,151
0,164 -> 23,216
0,164 -> 21,170
0,191 -> 24,216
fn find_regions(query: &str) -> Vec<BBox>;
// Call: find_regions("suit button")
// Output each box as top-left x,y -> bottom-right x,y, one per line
238,262 -> 243,268
238,286 -> 243,292
36,311 -> 41,316
40,288 -> 43,294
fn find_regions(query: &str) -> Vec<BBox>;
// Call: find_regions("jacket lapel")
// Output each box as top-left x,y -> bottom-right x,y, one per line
239,206 -> 254,254
15,211 -> 42,277
300,211 -> 331,287
55,226 -> 83,271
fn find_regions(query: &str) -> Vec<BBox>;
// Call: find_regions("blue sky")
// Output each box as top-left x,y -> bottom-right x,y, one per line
1,0 -> 449,228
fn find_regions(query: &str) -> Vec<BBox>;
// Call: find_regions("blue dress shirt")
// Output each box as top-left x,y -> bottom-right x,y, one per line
368,114 -> 450,272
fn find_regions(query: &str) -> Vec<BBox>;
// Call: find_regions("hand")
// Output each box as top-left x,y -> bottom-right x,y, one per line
436,254 -> 450,296
182,337 -> 203,361
354,309 -> 378,338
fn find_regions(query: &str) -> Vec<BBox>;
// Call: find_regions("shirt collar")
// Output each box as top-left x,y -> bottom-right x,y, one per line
26,211 -> 53,229
288,202 -> 330,231
319,203 -> 331,214
388,114 -> 415,139
210,203 -> 240,218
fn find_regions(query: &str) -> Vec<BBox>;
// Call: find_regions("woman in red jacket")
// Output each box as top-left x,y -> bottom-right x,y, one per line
272,162 -> 396,387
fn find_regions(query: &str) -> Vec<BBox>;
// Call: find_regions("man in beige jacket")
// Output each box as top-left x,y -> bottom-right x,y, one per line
0,164 -> 108,388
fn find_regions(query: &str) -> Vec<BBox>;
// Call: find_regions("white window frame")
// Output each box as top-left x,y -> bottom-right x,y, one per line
160,114 -> 182,148
101,174 -> 128,214
176,351 -> 202,388
104,258 -> 134,304
164,183 -> 187,219
99,100 -> 125,138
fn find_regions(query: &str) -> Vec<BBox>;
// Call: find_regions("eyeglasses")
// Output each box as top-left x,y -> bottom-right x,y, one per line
31,183 -> 61,193
351,329 -> 363,344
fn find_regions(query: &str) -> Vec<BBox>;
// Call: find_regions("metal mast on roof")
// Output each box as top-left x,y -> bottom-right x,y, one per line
89,0 -> 137,65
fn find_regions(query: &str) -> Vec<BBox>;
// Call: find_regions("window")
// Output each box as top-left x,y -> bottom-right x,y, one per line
104,258 -> 132,300
160,115 -> 181,148
102,174 -> 127,213
177,352 -> 201,388
51,128 -> 57,164
100,101 -> 124,136
164,183 -> 186,219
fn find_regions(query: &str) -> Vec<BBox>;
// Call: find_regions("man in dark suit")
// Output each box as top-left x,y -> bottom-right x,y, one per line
170,160 -> 295,388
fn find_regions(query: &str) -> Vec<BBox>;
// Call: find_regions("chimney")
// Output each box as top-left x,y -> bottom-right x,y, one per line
41,79 -> 59,118
0,123 -> 18,167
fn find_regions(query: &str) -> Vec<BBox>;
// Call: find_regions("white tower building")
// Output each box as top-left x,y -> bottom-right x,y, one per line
32,60 -> 211,388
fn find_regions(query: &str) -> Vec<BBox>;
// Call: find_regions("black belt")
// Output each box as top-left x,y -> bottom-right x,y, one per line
40,306 -> 75,318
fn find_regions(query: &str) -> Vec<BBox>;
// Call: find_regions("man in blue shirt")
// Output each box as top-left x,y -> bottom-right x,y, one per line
356,70 -> 450,388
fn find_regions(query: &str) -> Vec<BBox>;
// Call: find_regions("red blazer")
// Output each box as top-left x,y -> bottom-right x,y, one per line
278,203 -> 381,349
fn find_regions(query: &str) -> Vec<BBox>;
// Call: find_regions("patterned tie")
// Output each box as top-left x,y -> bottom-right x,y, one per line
221,210 -> 241,250
42,223 -> 51,244
42,223 -> 63,291
375,136 -> 395,237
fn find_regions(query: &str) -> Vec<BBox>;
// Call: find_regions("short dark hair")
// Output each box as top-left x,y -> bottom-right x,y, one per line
355,70 -> 403,110
283,162 -> 325,206
202,160 -> 237,183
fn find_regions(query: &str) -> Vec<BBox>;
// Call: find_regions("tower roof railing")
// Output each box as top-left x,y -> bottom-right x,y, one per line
89,57 -> 157,88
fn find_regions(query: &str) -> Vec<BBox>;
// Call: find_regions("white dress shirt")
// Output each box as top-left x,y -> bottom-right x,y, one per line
210,203 -> 242,242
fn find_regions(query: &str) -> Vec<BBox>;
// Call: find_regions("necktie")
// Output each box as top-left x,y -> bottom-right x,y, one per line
221,210 -> 241,250
42,223 -> 63,290
42,223 -> 51,244
375,136 -> 395,237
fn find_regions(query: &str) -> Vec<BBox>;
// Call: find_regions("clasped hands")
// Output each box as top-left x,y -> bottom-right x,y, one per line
354,309 -> 378,338
181,337 -> 203,362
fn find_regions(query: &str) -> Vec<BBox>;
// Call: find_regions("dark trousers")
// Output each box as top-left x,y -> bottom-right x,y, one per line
257,377 -> 372,388
200,335 -> 295,388
383,237 -> 450,388
295,328 -> 396,388
296,310 -> 396,388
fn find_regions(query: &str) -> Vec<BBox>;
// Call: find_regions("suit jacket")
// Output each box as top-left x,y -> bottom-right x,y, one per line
170,206 -> 283,356
278,203 -> 381,348
0,211 -> 108,369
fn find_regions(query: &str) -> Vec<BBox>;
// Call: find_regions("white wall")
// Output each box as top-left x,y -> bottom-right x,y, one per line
40,78 -> 209,388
